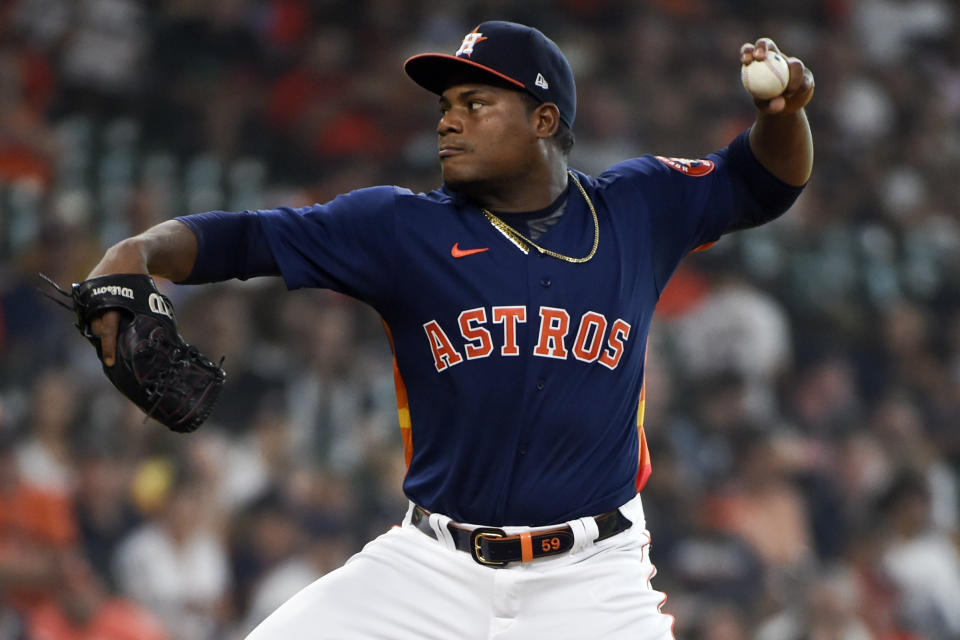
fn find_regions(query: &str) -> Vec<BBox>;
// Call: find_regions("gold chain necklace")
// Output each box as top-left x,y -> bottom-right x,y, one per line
481,171 -> 599,263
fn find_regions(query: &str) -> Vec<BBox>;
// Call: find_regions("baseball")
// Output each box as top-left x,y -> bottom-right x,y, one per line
741,51 -> 790,99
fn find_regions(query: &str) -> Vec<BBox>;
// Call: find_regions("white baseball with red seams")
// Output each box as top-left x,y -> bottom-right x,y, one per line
741,51 -> 790,99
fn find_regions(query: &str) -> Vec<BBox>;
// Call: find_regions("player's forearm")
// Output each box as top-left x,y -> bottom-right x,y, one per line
88,220 -> 198,282
748,109 -> 813,187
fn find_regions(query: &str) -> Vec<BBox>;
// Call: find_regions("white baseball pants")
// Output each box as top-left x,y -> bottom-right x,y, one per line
245,493 -> 675,639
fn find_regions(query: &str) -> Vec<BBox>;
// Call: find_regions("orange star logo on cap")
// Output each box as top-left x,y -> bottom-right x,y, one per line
456,28 -> 487,57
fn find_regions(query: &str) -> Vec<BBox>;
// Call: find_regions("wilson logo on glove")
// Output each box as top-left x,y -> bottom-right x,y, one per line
91,285 -> 134,299
40,273 -> 226,433
148,292 -> 174,318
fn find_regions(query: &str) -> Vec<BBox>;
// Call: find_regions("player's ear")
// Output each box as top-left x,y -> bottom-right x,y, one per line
533,103 -> 560,140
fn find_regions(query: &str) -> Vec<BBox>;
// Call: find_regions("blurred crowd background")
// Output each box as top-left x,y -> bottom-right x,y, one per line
2,0 -> 960,638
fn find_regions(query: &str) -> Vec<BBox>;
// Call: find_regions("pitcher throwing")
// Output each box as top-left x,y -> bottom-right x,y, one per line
80,21 -> 814,639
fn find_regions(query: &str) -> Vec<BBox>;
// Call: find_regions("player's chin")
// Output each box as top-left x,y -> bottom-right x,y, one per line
440,163 -> 482,192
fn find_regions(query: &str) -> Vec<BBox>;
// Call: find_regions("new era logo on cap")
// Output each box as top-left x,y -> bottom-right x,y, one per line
404,21 -> 577,128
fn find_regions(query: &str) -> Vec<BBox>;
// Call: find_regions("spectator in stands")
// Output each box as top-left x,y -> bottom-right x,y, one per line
26,551 -> 169,640
113,474 -> 230,640
0,428 -> 77,613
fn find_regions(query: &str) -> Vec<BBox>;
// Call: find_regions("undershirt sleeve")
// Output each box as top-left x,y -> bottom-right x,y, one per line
176,211 -> 278,284
720,130 -> 805,232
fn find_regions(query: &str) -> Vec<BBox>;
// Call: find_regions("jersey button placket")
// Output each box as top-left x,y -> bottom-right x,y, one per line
540,277 -> 551,288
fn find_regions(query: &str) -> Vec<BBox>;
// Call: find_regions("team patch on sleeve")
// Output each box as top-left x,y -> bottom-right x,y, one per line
655,156 -> 715,177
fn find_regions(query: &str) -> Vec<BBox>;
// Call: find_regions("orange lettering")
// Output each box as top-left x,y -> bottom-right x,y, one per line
492,306 -> 526,356
423,320 -> 464,372
458,308 -> 493,359
572,311 -> 608,363
598,319 -> 631,370
534,307 -> 570,359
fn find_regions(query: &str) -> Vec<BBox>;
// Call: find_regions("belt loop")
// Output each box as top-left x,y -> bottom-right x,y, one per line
402,501 -> 415,526
618,493 -> 645,528
519,531 -> 533,563
428,512 -> 456,550
567,518 -> 590,554
583,514 -> 600,548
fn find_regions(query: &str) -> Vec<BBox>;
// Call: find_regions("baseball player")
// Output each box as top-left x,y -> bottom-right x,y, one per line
82,21 -> 813,640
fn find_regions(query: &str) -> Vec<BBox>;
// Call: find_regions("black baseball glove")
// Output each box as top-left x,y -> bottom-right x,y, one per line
42,273 -> 225,433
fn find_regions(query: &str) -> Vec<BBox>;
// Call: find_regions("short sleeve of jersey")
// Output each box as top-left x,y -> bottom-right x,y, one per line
599,136 -> 761,294
255,186 -> 400,307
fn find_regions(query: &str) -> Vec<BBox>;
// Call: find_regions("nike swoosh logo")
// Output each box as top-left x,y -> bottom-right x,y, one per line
451,243 -> 489,258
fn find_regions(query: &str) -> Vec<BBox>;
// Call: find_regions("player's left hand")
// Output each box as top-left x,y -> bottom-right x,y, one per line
740,38 -> 814,115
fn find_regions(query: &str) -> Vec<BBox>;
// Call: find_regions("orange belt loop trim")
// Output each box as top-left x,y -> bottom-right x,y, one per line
520,531 -> 533,562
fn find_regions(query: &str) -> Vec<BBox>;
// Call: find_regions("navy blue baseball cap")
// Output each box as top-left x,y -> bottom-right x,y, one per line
404,21 -> 577,129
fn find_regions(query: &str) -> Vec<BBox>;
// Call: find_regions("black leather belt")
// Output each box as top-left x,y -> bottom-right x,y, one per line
410,505 -> 632,567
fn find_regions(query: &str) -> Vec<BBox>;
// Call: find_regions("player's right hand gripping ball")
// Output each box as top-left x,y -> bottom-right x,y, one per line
741,51 -> 789,100
72,274 -> 226,433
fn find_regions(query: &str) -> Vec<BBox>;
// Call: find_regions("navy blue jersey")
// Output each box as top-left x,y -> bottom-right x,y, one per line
179,131 -> 801,526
